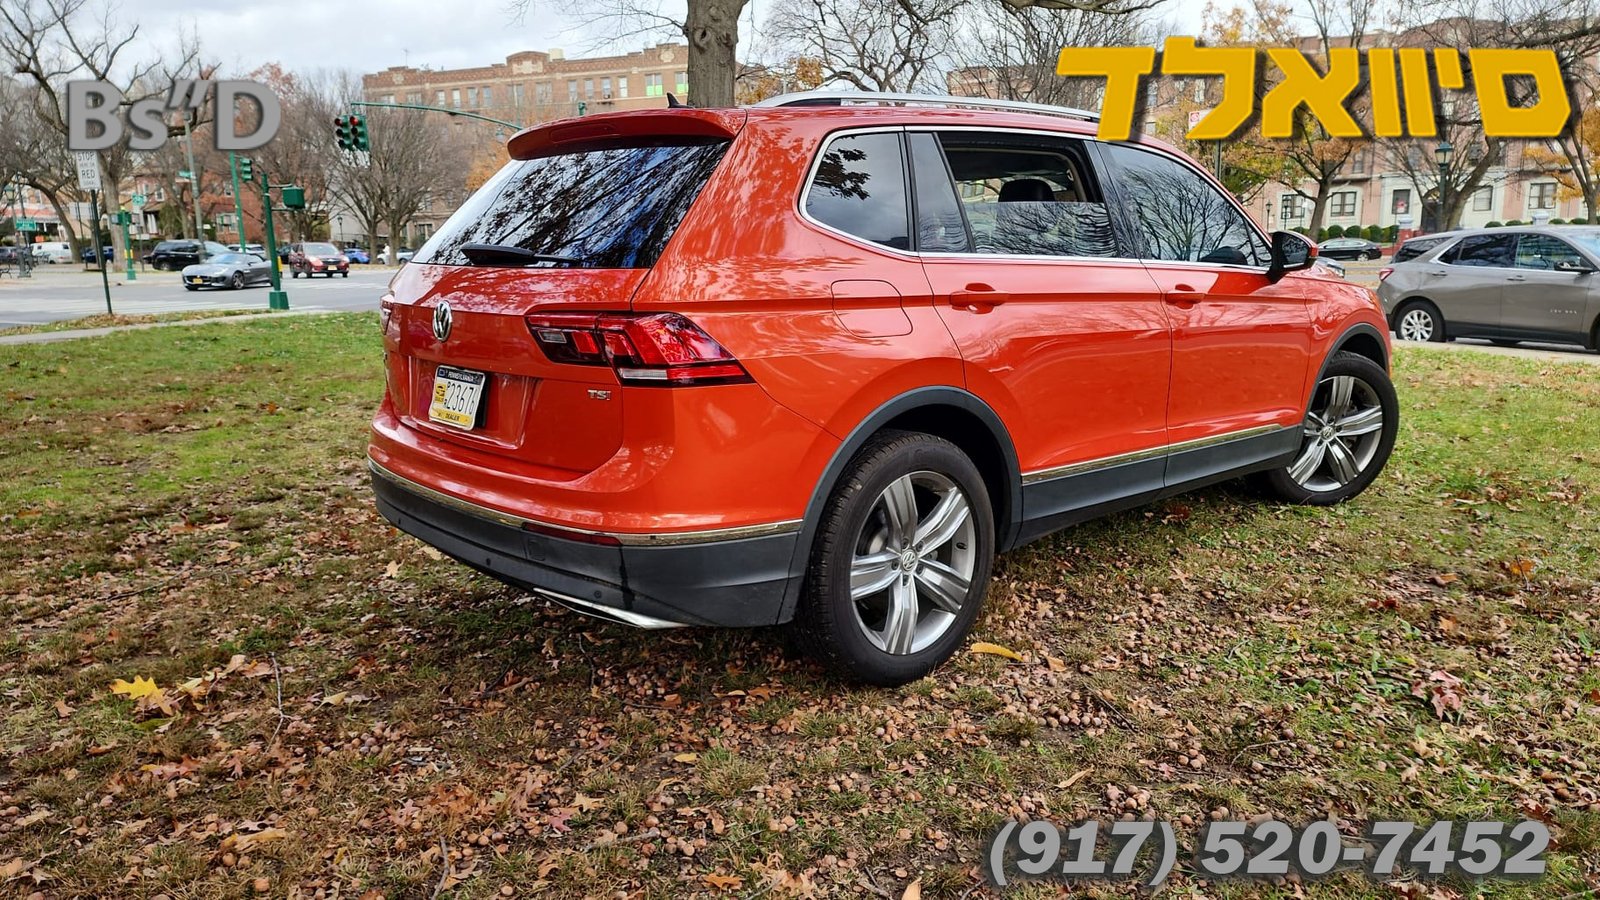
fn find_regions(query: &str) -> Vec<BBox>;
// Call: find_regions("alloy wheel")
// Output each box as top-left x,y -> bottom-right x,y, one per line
849,471 -> 977,656
1398,308 -> 1435,342
1288,374 -> 1386,493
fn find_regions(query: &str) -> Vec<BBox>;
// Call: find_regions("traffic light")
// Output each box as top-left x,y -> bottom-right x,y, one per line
281,186 -> 306,209
334,115 -> 352,151
237,157 -> 254,183
349,115 -> 369,152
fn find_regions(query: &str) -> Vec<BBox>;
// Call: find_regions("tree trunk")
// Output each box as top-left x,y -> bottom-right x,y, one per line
1585,186 -> 1598,222
683,0 -> 746,108
1307,183 -> 1331,237
37,185 -> 79,254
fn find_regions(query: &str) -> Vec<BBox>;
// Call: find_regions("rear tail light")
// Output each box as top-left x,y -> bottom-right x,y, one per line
380,297 -> 396,335
1377,267 -> 1393,282
525,312 -> 752,386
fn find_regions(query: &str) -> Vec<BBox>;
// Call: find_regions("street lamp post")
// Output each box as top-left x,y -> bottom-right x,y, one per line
1435,141 -> 1454,232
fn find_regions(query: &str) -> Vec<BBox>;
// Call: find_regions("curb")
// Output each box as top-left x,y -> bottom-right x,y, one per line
0,308 -> 339,346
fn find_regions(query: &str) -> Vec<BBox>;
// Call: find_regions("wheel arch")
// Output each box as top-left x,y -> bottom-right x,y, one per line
775,387 -> 1022,623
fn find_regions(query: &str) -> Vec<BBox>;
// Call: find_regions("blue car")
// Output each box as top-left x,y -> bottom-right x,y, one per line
342,246 -> 370,264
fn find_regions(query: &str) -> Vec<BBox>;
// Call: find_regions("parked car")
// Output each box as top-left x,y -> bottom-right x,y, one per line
396,247 -> 414,264
343,246 -> 371,264
368,93 -> 1398,685
287,241 -> 350,278
144,240 -> 231,270
181,252 -> 274,291
1379,225 -> 1600,348
31,241 -> 73,264
1313,256 -> 1347,278
230,243 -> 267,257
0,245 -> 31,265
1317,237 -> 1383,260
80,244 -> 115,263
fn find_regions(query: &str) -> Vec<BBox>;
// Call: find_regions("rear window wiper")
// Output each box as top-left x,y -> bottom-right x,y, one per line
459,242 -> 584,267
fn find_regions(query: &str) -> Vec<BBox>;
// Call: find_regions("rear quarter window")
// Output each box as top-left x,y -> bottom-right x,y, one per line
1393,237 -> 1444,262
415,139 -> 729,269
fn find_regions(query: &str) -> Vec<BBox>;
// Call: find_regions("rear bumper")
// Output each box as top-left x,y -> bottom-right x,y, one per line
370,460 -> 801,628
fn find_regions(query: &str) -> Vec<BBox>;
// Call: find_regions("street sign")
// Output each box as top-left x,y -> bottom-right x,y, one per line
131,193 -> 146,208
178,170 -> 193,179
1188,108 -> 1211,130
15,218 -> 39,232
75,151 -> 102,191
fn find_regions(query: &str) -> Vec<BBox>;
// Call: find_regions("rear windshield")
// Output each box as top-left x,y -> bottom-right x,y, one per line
413,139 -> 729,268
304,243 -> 338,255
1393,237 -> 1444,262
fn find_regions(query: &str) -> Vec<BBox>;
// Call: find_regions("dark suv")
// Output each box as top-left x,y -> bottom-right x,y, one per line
144,240 -> 230,270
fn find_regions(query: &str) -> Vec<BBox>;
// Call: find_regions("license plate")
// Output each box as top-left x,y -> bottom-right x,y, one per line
428,365 -> 487,430
188,277 -> 203,284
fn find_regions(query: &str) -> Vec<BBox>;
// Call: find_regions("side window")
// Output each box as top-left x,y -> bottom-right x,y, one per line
1514,234 -> 1584,270
1100,143 -> 1270,266
1441,234 -> 1515,268
907,132 -> 970,253
805,132 -> 910,250
1393,237 -> 1442,262
935,131 -> 1119,257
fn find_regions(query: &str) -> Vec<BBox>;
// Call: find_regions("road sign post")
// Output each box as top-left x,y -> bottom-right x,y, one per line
116,211 -> 135,282
75,152 -> 113,316
230,153 -> 248,248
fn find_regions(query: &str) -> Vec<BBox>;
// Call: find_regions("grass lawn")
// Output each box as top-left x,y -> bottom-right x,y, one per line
1,313 -> 1596,899
0,308 -> 276,338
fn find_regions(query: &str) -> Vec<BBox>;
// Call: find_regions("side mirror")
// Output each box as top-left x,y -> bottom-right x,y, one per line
1555,259 -> 1595,274
1268,230 -> 1316,281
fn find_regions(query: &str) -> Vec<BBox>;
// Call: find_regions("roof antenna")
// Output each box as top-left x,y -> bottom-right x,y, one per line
666,92 -> 688,108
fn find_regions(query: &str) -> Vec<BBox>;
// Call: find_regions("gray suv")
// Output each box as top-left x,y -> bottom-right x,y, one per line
1378,226 -> 1600,350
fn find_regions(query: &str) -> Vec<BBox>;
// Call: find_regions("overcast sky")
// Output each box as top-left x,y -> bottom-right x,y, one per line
121,0 -> 1204,80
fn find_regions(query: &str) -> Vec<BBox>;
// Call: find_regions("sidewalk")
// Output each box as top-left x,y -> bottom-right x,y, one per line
0,308 -> 335,346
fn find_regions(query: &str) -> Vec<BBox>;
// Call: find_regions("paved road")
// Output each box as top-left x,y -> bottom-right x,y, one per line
0,264 -> 391,327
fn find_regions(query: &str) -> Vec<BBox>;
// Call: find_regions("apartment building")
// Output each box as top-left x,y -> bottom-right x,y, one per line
361,43 -> 692,129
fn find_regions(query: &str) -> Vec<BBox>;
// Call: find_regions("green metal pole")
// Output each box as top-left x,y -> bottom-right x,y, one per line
229,152 -> 248,248
119,213 -> 135,282
348,99 -> 522,130
260,166 -> 288,310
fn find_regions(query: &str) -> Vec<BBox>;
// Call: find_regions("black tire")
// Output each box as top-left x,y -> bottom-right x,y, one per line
793,430 -> 995,686
1392,299 -> 1446,343
1259,352 -> 1399,506
341,271 -> 349,278
229,272 -> 245,290
1365,250 -> 1381,260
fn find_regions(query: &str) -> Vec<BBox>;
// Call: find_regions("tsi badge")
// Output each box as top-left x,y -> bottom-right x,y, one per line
433,301 -> 453,343
67,79 -> 280,152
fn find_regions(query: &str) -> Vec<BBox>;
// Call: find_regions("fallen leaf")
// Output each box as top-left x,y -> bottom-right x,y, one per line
220,828 -> 290,855
572,793 -> 605,812
902,879 -> 922,900
109,676 -> 160,700
702,873 -> 744,891
321,691 -> 349,706
54,699 -> 74,719
1045,656 -> 1067,672
419,546 -> 443,561
0,858 -> 25,879
674,753 -> 700,764
970,642 -> 1023,662
384,560 -> 400,578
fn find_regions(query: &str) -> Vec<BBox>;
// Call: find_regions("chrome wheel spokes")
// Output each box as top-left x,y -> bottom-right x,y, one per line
850,471 -> 976,655
1289,374 -> 1387,492
1399,309 -> 1434,342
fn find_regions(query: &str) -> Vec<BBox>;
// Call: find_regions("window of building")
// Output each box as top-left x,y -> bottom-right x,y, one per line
1392,189 -> 1411,216
804,132 -> 909,250
435,90 -> 445,105
536,82 -> 552,104
619,76 -> 629,98
600,77 -> 612,99
512,83 -> 524,108
1350,149 -> 1367,174
481,86 -> 492,107
381,94 -> 395,104
646,73 -> 664,97
466,86 -> 478,107
1529,182 -> 1557,209
407,91 -> 422,104
1192,80 -> 1205,102
583,79 -> 594,98
1279,194 -> 1302,222
676,71 -> 688,95
1330,191 -> 1356,217
1472,187 -> 1493,211
568,80 -> 578,101
450,89 -> 461,107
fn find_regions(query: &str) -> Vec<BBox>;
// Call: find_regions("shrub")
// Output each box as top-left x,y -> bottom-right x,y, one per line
1570,217 -> 1589,224
1385,225 -> 1400,242
1324,224 -> 1344,239
1551,217 -> 1566,225
1485,220 -> 1504,228
1364,225 -> 1383,242
1293,226 -> 1311,236
1506,219 -> 1524,226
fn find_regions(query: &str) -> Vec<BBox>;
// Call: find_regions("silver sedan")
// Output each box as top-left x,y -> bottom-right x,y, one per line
181,252 -> 274,291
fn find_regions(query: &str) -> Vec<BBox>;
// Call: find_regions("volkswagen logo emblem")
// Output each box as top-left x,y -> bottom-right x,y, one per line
432,301 -> 453,342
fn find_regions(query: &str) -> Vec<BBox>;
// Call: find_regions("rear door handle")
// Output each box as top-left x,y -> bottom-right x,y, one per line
950,284 -> 1009,311
1426,269 -> 1448,277
1164,283 -> 1205,307
1506,274 -> 1526,281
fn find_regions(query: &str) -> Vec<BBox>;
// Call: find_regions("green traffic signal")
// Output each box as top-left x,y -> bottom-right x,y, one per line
349,114 -> 369,152
334,115 -> 352,151
237,157 -> 254,182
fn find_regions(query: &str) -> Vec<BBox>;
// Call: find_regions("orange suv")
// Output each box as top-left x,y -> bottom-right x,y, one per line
369,93 -> 1397,685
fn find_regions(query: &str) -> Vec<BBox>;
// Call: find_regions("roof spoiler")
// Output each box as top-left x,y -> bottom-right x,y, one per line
507,108 -> 747,160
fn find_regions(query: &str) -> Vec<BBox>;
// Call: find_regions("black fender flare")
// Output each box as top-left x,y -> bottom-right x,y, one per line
774,386 -> 1022,623
1316,322 -> 1390,386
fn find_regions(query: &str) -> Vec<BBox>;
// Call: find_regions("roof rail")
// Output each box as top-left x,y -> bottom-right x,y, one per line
752,90 -> 1101,123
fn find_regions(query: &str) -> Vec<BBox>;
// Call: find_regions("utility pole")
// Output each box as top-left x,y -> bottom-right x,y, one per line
181,113 -> 206,240
230,153 -> 248,247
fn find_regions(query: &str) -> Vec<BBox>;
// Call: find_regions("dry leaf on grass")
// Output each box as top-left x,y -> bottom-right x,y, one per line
109,676 -> 160,700
970,642 -> 1023,661
702,873 -> 743,890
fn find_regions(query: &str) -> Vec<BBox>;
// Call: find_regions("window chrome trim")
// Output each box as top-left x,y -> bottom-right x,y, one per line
1020,424 -> 1292,485
369,458 -> 802,546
